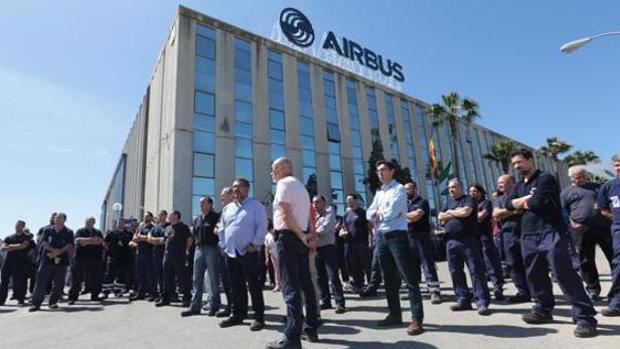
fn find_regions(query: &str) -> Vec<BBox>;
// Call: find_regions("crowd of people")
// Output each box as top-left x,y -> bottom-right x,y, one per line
1,152 -> 619,348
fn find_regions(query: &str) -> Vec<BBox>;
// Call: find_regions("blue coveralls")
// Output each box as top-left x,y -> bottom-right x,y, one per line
597,177 -> 620,310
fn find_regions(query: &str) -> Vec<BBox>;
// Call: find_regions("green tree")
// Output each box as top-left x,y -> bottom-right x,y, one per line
363,139 -> 413,195
564,150 -> 599,167
428,92 -> 480,181
305,173 -> 318,199
483,140 -> 518,174
538,137 -> 572,179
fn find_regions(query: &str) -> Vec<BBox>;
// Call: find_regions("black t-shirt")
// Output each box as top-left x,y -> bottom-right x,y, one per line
493,194 -> 521,236
135,224 -> 154,255
343,207 -> 369,245
3,232 -> 34,264
192,211 -> 220,246
74,228 -> 104,261
165,222 -> 192,259
476,199 -> 494,238
40,226 -> 74,266
407,196 -> 431,234
151,223 -> 169,253
442,195 -> 477,238
104,229 -> 134,261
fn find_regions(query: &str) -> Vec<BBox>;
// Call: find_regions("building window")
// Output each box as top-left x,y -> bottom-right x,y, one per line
192,24 -> 216,217
297,61 -> 317,197
233,37 -> 254,196
268,50 -> 286,163
384,93 -> 400,161
346,80 -> 367,206
324,70 -> 344,215
414,105 -> 437,223
400,100 -> 418,184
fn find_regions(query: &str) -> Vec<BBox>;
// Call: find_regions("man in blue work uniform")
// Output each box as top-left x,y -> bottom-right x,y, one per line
218,178 -> 268,331
506,149 -> 597,337
561,165 -> 614,301
312,195 -> 346,314
440,179 -> 491,315
131,212 -> 157,301
469,184 -> 505,301
102,219 -> 135,298
149,210 -> 169,298
0,220 -> 34,306
493,174 -> 530,303
30,212 -> 74,311
156,210 -> 193,307
597,153 -> 620,317
181,197 -> 221,317
405,182 -> 442,305
68,217 -> 105,304
341,193 -> 371,294
367,160 -> 424,335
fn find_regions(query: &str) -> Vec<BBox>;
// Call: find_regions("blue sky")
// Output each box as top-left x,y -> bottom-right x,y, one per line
0,0 -> 618,237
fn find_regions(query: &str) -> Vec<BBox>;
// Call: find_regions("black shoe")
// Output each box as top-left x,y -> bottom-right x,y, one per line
49,303 -> 59,310
377,314 -> 403,327
181,309 -> 200,317
320,302 -> 333,310
67,299 -> 76,305
91,296 -> 102,303
574,323 -> 597,338
301,330 -> 319,342
130,295 -> 145,301
155,301 -> 170,307
266,338 -> 302,349
522,312 -> 553,324
359,288 -> 377,298
182,301 -> 191,308
588,293 -> 600,302
28,305 -> 40,312
146,296 -> 157,302
601,307 -> 620,317
477,305 -> 491,316
17,300 -> 25,306
250,320 -> 264,331
335,305 -> 346,314
216,309 -> 230,318
219,317 -> 244,328
494,289 -> 505,301
207,309 -> 217,317
450,302 -> 473,312
507,294 -> 530,304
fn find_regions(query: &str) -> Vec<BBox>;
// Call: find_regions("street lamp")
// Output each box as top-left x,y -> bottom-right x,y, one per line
560,31 -> 620,54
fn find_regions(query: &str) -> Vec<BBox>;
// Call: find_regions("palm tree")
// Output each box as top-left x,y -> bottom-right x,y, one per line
564,150 -> 599,167
428,92 -> 480,180
483,140 -> 518,174
538,137 -> 572,179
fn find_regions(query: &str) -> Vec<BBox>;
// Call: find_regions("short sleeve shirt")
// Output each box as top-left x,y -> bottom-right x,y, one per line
164,222 -> 191,258
407,196 -> 431,234
442,195 -> 477,237
41,226 -> 74,266
3,233 -> 33,264
74,228 -> 104,260
273,176 -> 310,232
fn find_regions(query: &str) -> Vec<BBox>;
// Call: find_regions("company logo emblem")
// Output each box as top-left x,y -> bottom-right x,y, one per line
279,8 -> 314,48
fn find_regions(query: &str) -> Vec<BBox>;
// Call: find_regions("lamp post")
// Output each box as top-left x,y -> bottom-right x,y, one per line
112,202 -> 123,227
560,31 -> 620,54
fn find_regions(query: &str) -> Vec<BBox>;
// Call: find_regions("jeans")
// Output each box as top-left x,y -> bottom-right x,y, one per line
276,231 -> 320,341
189,245 -> 221,312
377,230 -> 424,322
521,229 -> 597,326
226,251 -> 264,321
316,244 -> 345,307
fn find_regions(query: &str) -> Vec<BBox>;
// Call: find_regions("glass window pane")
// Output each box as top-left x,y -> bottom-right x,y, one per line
325,107 -> 337,124
301,135 -> 315,150
271,144 -> 286,160
270,129 -> 286,145
352,146 -> 363,160
269,93 -> 284,110
353,161 -> 364,175
235,101 -> 252,123
195,56 -> 215,74
299,101 -> 312,117
235,138 -> 253,158
328,141 -> 340,155
196,24 -> 215,39
194,113 -> 215,132
268,61 -> 283,80
235,158 -> 253,180
196,36 -> 215,59
195,91 -> 214,115
330,172 -> 343,189
195,71 -> 215,92
302,167 -> 316,185
270,109 -> 285,130
235,122 -> 253,138
193,153 -> 214,177
193,131 -> 214,153
234,49 -> 251,70
234,69 -> 251,85
323,82 -> 336,96
268,50 -> 282,63
302,150 -> 316,167
327,123 -> 341,142
300,117 -> 314,135
235,83 -> 252,101
193,177 -> 214,196
329,154 -> 341,171
331,189 -> 344,205
351,132 -> 361,146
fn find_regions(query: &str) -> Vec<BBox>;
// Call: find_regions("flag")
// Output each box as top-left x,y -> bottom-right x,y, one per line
429,137 -> 439,179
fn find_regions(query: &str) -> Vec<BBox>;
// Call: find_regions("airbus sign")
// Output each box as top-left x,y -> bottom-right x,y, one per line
271,8 -> 405,90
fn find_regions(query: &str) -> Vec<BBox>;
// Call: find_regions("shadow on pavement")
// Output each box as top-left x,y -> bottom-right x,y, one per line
0,308 -> 18,314
319,338 -> 439,348
60,306 -> 104,313
424,323 -> 558,338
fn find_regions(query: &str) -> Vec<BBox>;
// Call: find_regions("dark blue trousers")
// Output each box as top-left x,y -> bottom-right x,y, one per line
226,251 -> 264,321
344,242 -> 371,290
481,235 -> 504,292
152,251 -> 164,295
446,235 -> 490,307
367,234 -> 383,290
502,232 -> 530,297
408,232 -> 441,295
162,256 -> 190,302
569,225 -> 614,297
68,258 -> 104,301
32,264 -> 67,307
316,244 -> 345,307
276,231 -> 320,342
521,229 -> 597,325
0,262 -> 28,304
136,253 -> 156,297
609,227 -> 620,309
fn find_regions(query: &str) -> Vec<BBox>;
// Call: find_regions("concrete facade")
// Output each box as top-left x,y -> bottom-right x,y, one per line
100,6 -> 567,230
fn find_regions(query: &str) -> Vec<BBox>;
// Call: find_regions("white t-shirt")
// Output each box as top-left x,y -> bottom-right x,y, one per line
273,176 -> 310,232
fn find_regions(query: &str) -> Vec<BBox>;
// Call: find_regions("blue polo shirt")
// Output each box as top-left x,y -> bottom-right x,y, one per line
442,194 -> 478,238
493,194 -> 521,236
40,226 -> 74,266
343,207 -> 369,245
597,177 -> 620,229
135,224 -> 154,255
74,227 -> 104,261
407,195 -> 431,234
475,198 -> 494,238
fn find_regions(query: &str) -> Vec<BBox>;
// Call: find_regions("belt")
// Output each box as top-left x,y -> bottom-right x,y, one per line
273,229 -> 307,241
380,230 -> 407,240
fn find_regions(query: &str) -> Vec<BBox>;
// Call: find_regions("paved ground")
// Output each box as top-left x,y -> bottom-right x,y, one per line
1,250 -> 618,349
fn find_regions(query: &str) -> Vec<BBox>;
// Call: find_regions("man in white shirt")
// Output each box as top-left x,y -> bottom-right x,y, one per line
267,157 -> 320,349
